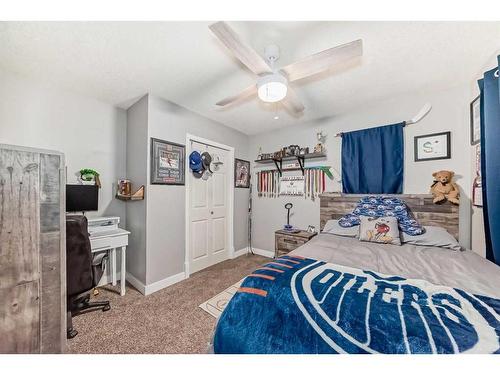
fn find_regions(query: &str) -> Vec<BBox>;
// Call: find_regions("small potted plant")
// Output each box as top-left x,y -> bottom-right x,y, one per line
79,168 -> 101,188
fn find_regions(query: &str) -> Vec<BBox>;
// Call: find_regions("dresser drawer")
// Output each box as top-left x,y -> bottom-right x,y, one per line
90,234 -> 128,251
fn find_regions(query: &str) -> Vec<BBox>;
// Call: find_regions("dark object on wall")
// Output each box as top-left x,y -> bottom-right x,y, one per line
66,184 -> 99,212
470,95 -> 481,145
478,63 -> 500,265
342,123 -> 404,194
151,138 -> 185,185
0,144 -> 66,353
414,131 -> 451,162
284,202 -> 293,231
66,215 -> 110,339
299,147 -> 309,155
235,158 -> 250,188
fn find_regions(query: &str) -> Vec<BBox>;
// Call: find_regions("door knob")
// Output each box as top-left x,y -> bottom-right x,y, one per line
210,211 -> 214,215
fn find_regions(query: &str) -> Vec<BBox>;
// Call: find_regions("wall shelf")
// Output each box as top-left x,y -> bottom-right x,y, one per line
254,153 -> 326,176
116,185 -> 144,201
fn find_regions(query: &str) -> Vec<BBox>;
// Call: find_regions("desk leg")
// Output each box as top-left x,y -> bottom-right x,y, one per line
120,246 -> 126,296
111,248 -> 117,286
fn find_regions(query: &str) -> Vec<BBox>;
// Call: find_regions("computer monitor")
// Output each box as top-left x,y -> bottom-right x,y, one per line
66,185 -> 99,212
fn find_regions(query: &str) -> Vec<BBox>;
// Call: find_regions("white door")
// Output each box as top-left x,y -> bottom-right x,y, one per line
189,141 -> 229,273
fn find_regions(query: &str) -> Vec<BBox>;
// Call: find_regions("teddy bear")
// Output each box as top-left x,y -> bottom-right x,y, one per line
430,170 -> 460,205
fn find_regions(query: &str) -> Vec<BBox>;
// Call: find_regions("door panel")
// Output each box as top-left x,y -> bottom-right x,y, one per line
212,173 -> 226,207
192,178 -> 208,208
212,217 -> 226,253
191,220 -> 209,260
189,141 -> 230,274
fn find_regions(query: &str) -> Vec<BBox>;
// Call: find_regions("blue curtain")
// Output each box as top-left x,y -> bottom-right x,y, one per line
478,60 -> 500,266
342,122 -> 404,194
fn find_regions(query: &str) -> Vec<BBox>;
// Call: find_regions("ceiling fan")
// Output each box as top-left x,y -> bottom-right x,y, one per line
209,21 -> 363,115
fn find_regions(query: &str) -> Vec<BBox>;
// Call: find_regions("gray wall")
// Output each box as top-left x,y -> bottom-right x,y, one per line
124,94 -> 250,287
125,95 -> 149,284
0,68 -> 127,223
146,95 -> 250,284
249,85 -> 472,252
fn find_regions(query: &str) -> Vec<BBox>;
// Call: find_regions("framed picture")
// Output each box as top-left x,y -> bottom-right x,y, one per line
150,138 -> 185,185
470,95 -> 481,145
414,131 -> 451,162
234,158 -> 250,188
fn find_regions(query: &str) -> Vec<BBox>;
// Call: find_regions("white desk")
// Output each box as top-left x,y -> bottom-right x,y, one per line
89,228 -> 130,296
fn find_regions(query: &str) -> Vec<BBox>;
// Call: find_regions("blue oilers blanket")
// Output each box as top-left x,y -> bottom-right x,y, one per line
213,256 -> 500,354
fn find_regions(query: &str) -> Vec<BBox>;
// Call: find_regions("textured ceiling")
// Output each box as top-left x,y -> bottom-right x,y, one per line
1,21 -> 499,135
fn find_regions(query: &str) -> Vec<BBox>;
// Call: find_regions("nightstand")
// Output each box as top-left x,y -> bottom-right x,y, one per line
274,229 -> 317,258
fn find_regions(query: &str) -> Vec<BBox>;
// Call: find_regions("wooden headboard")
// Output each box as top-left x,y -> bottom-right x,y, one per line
319,193 -> 459,239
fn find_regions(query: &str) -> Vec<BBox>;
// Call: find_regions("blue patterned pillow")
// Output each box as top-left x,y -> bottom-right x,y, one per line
338,196 -> 425,236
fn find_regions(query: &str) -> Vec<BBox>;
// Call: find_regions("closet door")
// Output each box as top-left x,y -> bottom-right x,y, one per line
189,142 -> 228,274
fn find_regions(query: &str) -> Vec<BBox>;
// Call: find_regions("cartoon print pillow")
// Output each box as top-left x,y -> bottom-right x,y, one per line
358,216 -> 401,245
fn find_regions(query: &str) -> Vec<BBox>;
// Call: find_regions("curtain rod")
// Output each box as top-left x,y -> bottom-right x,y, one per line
334,103 -> 432,137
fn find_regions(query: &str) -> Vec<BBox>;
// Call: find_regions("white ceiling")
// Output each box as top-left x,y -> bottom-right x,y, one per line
1,21 -> 499,135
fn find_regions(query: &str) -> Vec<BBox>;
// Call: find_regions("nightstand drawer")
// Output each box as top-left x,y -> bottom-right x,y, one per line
274,229 -> 317,257
277,236 -> 308,251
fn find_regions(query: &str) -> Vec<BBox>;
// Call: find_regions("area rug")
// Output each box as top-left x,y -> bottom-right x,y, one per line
199,279 -> 244,318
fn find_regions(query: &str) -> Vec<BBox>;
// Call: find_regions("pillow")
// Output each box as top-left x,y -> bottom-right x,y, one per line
322,219 -> 358,237
339,196 -> 425,236
359,216 -> 401,245
401,226 -> 462,251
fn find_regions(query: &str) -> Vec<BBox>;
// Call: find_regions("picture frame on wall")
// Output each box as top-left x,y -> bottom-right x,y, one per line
470,95 -> 481,145
234,158 -> 250,188
150,138 -> 185,185
414,131 -> 451,162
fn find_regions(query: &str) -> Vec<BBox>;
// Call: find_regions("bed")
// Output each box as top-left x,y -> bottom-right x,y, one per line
212,194 -> 500,354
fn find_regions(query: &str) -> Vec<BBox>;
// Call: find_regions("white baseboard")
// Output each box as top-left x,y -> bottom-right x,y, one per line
99,269 -> 186,296
232,247 -> 250,258
251,247 -> 275,258
232,247 -> 274,258
144,272 -> 186,296
125,272 -> 146,295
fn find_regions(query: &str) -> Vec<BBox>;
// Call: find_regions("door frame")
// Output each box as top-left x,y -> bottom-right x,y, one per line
184,133 -> 235,278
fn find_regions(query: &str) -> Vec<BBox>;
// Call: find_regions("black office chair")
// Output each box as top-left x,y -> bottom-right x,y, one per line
66,215 -> 111,339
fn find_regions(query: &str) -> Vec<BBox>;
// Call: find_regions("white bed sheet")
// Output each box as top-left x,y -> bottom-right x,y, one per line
290,233 -> 500,298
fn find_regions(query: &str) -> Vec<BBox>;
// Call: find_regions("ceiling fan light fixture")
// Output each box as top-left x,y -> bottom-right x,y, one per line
257,73 -> 288,103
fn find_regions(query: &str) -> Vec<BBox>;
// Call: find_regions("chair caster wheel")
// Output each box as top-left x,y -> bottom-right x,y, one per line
67,329 -> 78,339
102,304 -> 111,312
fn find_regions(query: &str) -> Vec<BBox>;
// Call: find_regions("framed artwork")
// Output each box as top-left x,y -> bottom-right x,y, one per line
150,138 -> 185,185
470,95 -> 481,145
234,158 -> 250,188
414,131 -> 451,162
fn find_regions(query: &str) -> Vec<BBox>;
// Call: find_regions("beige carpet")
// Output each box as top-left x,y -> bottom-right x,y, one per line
68,254 -> 267,354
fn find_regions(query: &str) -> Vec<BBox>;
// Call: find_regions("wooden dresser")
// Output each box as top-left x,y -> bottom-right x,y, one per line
0,144 -> 66,353
274,229 -> 317,258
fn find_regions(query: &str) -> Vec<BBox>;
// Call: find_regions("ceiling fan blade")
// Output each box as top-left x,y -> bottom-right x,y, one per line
216,84 -> 257,107
281,39 -> 363,82
281,87 -> 305,114
209,21 -> 273,76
